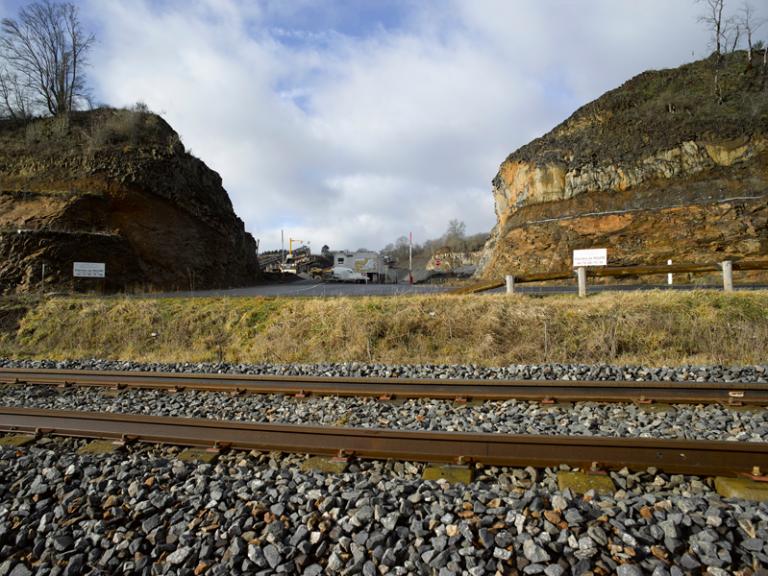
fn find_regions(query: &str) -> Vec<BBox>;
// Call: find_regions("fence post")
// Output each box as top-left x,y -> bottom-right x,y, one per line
505,275 -> 515,294
667,259 -> 673,285
721,260 -> 733,292
576,267 -> 587,297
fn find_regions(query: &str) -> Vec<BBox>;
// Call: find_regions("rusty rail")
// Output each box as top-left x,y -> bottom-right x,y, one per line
452,259 -> 768,295
1,368 -> 766,405
0,407 -> 766,476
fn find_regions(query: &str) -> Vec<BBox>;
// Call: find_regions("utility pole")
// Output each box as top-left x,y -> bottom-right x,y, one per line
281,230 -> 285,263
409,232 -> 413,285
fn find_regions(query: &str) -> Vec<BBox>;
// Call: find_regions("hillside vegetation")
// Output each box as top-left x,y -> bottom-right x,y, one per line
0,108 -> 259,293
478,51 -> 768,280
1,291 -> 767,367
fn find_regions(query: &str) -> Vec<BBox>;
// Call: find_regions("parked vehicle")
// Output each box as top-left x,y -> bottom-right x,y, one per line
328,266 -> 368,283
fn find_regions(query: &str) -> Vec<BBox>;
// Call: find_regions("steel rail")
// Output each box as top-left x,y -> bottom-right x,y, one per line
0,407 -> 766,476
0,367 -> 764,404
0,367 -> 765,405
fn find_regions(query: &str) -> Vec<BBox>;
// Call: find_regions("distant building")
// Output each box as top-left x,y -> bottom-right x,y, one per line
333,250 -> 393,283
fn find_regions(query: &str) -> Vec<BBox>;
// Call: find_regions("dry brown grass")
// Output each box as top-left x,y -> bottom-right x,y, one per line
1,290 -> 767,366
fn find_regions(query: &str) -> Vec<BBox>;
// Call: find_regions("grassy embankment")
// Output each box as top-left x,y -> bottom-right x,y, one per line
0,291 -> 767,367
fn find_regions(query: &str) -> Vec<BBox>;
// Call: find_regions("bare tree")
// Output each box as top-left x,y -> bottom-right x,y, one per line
729,22 -> 741,52
698,0 -> 729,55
0,66 -> 32,119
697,0 -> 736,102
738,2 -> 766,64
0,1 -> 94,116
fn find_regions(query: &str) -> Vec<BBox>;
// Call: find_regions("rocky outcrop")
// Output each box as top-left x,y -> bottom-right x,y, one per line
0,109 -> 260,292
425,249 -> 483,274
477,52 -> 768,279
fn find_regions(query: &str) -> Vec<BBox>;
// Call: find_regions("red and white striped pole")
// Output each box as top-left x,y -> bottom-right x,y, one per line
409,232 -> 413,285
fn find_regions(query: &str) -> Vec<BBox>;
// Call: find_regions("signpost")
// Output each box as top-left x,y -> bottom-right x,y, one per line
572,249 -> 607,268
572,249 -> 607,297
73,262 -> 106,278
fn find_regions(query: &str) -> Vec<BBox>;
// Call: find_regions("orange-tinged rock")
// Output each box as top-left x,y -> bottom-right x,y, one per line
651,545 -> 668,560
477,54 -> 768,283
543,510 -> 561,525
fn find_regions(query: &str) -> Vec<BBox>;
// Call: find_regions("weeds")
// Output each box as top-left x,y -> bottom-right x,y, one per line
1,291 -> 768,366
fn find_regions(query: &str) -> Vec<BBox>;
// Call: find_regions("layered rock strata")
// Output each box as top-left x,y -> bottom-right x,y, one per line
0,109 -> 259,292
478,52 -> 768,279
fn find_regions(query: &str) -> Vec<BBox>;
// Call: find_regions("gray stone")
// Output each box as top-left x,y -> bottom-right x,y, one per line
617,565 -> 643,576
741,538 -> 765,551
495,531 -> 513,548
8,565 -> 32,576
523,539 -> 550,563
167,546 -> 191,566
52,535 -> 74,552
263,544 -> 281,569
62,554 -> 84,576
544,565 -> 564,576
327,552 -> 345,572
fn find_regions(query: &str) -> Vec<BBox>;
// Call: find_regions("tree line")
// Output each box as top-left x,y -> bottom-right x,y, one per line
381,220 -> 489,264
0,0 -> 93,119
697,0 -> 768,101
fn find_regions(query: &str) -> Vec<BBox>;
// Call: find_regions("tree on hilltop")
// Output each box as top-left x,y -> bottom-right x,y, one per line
0,0 -> 94,117
737,2 -> 766,65
697,0 -> 731,56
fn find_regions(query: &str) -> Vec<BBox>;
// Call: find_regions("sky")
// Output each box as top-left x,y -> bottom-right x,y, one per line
1,0 -> 719,251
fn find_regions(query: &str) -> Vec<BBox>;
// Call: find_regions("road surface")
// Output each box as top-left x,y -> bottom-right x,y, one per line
134,280 -> 768,299
148,279 -> 449,298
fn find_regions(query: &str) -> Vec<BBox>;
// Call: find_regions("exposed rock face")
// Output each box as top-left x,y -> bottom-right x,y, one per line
477,52 -> 768,279
425,249 -> 482,274
0,109 -> 260,292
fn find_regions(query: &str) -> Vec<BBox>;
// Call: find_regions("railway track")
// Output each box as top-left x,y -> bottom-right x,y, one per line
1,367 -> 765,405
1,407 -> 767,476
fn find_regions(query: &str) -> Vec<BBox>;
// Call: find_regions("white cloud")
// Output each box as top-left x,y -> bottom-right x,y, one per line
83,0 -> 713,251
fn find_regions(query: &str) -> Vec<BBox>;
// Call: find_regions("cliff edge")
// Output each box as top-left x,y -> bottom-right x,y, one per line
0,108 -> 260,292
477,52 -> 768,279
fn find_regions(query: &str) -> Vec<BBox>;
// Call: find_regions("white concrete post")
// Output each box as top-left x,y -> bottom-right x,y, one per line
505,275 -> 515,294
667,259 -> 673,285
722,260 -> 733,292
577,267 -> 587,297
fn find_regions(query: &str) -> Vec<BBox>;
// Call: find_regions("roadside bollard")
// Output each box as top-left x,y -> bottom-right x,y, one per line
505,275 -> 515,294
721,260 -> 733,292
577,267 -> 587,297
667,259 -> 673,285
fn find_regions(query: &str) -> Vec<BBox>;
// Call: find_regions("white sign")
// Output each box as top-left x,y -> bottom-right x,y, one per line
573,249 -> 607,267
73,262 -> 106,278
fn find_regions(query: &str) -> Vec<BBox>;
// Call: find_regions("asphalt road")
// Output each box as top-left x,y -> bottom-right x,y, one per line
150,279 -> 450,298
142,280 -> 768,299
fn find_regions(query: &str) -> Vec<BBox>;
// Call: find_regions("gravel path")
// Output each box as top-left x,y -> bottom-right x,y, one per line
3,357 -> 768,383
1,437 -> 767,575
2,384 -> 767,442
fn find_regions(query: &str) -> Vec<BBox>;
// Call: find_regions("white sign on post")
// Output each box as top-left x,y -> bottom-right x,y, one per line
73,262 -> 106,278
573,249 -> 607,267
